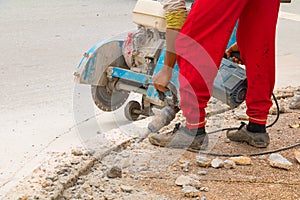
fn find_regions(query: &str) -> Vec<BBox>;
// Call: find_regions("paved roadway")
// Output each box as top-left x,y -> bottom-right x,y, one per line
0,0 -> 299,197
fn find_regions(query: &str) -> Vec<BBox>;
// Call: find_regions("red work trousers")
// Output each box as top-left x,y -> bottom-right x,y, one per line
176,0 -> 280,130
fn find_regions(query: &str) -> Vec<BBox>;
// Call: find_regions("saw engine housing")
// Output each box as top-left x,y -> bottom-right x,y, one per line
122,27 -> 165,75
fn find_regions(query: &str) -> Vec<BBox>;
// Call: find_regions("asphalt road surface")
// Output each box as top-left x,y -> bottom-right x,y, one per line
0,0 -> 299,197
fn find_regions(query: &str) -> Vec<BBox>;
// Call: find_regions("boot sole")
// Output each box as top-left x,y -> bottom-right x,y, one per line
148,137 -> 208,151
227,127 -> 269,148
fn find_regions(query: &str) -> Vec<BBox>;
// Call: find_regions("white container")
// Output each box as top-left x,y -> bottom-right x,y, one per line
132,0 -> 166,32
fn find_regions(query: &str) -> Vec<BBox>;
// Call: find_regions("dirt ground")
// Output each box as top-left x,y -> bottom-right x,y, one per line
62,88 -> 300,200
8,90 -> 299,200
78,110 -> 300,200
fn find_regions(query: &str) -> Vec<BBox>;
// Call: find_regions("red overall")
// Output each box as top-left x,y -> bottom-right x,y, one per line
175,0 -> 280,130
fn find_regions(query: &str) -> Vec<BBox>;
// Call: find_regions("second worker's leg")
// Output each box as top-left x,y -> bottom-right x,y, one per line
176,0 -> 249,129
227,0 -> 280,148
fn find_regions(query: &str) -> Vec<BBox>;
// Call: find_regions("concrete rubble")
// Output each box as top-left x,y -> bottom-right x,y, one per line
269,153 -> 293,170
211,158 -> 224,168
229,156 -> 253,165
107,166 -> 122,178
182,186 -> 200,198
3,87 -> 300,199
196,156 -> 211,168
223,159 -> 237,169
289,88 -> 300,109
175,175 -> 192,186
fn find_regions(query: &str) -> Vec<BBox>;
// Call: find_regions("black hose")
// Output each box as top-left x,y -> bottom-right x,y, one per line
189,142 -> 300,157
266,93 -> 280,128
190,93 -> 300,156
206,93 -> 280,135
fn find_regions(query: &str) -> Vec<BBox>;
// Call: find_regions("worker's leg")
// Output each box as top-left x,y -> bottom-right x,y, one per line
176,0 -> 249,129
226,0 -> 280,148
237,0 -> 280,125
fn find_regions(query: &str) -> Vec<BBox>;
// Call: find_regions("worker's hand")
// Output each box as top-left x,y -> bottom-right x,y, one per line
153,66 -> 173,92
225,42 -> 243,64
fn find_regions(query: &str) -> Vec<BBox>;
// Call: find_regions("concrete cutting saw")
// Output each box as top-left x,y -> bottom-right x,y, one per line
74,0 -> 247,130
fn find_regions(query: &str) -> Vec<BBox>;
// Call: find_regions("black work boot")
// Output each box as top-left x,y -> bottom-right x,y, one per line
148,126 -> 208,151
226,123 -> 270,148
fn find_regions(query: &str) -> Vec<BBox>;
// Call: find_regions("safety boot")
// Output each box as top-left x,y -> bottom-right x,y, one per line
226,126 -> 270,148
148,127 -> 208,151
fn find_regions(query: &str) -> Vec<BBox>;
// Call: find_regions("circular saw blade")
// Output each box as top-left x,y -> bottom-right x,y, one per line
91,85 -> 129,111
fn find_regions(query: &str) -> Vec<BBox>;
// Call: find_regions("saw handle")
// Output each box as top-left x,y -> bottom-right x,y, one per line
156,82 -> 178,106
230,51 -> 241,60
224,51 -> 242,64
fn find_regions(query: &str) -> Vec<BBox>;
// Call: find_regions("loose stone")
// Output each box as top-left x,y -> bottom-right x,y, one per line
45,175 -> 57,182
120,185 -> 134,193
289,89 -> 300,109
229,156 -> 252,165
196,156 -> 211,167
70,159 -> 80,165
199,187 -> 209,192
269,153 -> 293,170
175,175 -> 191,186
71,149 -> 83,156
224,159 -> 236,169
107,166 -> 122,178
211,158 -> 224,168
198,171 -> 207,176
182,186 -> 200,198
82,149 -> 95,156
189,174 -> 200,181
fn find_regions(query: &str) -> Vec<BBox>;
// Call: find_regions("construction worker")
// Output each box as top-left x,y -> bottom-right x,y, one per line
150,0 -> 281,150
153,0 -> 188,93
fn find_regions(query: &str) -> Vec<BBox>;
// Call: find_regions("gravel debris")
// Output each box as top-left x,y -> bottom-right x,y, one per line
196,156 -> 211,168
182,186 -> 200,198
198,171 -> 207,176
229,156 -> 253,165
211,158 -> 224,168
175,175 -> 192,187
289,88 -> 300,109
199,187 -> 209,192
224,159 -> 236,169
4,87 -> 300,200
107,166 -> 122,178
269,153 -> 293,170
120,185 -> 134,193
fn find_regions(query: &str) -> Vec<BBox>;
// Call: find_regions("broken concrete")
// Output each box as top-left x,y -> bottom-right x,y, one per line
269,153 -> 293,170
